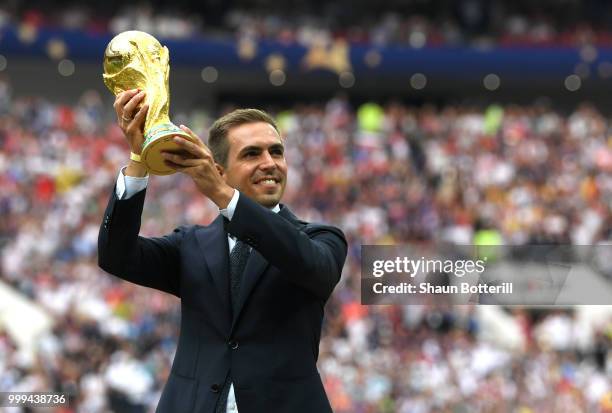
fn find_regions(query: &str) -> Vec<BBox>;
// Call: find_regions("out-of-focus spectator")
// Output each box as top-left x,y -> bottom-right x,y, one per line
6,0 -> 612,47
0,77 -> 610,412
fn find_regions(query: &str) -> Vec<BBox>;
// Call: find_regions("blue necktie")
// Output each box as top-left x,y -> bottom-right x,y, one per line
229,240 -> 250,316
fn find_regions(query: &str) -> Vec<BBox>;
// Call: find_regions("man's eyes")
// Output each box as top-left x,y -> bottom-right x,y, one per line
243,148 -> 284,158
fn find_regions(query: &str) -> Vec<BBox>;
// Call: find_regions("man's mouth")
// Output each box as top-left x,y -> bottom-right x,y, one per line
254,177 -> 280,184
253,176 -> 281,190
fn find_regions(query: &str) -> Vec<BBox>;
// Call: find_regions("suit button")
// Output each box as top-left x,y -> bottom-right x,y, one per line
228,340 -> 239,350
210,384 -> 221,393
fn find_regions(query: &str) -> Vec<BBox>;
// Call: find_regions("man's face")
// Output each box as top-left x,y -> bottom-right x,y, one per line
221,122 -> 287,208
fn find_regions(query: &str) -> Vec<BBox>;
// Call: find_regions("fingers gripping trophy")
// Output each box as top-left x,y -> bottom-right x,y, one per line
103,30 -> 197,175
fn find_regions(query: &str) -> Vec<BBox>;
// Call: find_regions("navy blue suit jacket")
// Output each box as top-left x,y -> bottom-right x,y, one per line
98,187 -> 347,413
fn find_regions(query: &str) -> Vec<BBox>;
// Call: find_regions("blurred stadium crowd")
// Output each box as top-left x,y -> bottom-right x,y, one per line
5,0 -> 612,47
0,74 -> 610,412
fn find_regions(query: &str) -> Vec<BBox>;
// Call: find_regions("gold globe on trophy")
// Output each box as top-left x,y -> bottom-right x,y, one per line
103,30 -> 196,175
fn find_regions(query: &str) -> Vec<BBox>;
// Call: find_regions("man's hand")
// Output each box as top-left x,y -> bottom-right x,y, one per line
113,89 -> 149,177
114,89 -> 149,154
161,125 -> 234,208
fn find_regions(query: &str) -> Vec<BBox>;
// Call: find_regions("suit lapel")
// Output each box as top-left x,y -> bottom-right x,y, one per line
231,249 -> 268,330
230,205 -> 304,330
277,204 -> 302,225
195,215 -> 231,315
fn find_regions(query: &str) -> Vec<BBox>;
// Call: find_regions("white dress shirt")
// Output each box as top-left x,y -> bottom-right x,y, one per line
115,167 -> 280,413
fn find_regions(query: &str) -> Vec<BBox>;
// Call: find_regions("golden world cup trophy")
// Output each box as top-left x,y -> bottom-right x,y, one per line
103,30 -> 196,175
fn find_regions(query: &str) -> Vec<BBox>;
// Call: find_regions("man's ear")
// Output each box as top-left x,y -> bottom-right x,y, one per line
216,163 -> 225,177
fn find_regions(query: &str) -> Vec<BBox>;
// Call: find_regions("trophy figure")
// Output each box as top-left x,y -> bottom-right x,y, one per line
103,30 -> 196,175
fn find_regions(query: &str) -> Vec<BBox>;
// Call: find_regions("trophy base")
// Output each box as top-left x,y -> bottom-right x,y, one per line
141,123 -> 198,175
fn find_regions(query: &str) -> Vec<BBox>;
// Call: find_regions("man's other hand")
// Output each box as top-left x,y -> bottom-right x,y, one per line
161,125 -> 234,208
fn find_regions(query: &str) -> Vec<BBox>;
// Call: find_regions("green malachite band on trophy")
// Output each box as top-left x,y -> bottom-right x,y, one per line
142,123 -> 183,149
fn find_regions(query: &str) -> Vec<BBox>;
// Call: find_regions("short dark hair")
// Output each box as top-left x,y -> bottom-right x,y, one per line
208,108 -> 279,167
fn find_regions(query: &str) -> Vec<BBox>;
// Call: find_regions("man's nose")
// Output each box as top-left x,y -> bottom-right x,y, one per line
259,151 -> 276,170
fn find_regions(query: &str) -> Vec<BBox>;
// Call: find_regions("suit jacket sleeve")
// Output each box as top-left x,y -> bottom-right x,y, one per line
97,187 -> 183,297
227,194 -> 348,301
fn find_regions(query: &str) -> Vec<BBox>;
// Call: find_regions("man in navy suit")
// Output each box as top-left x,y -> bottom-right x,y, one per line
98,89 -> 347,413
